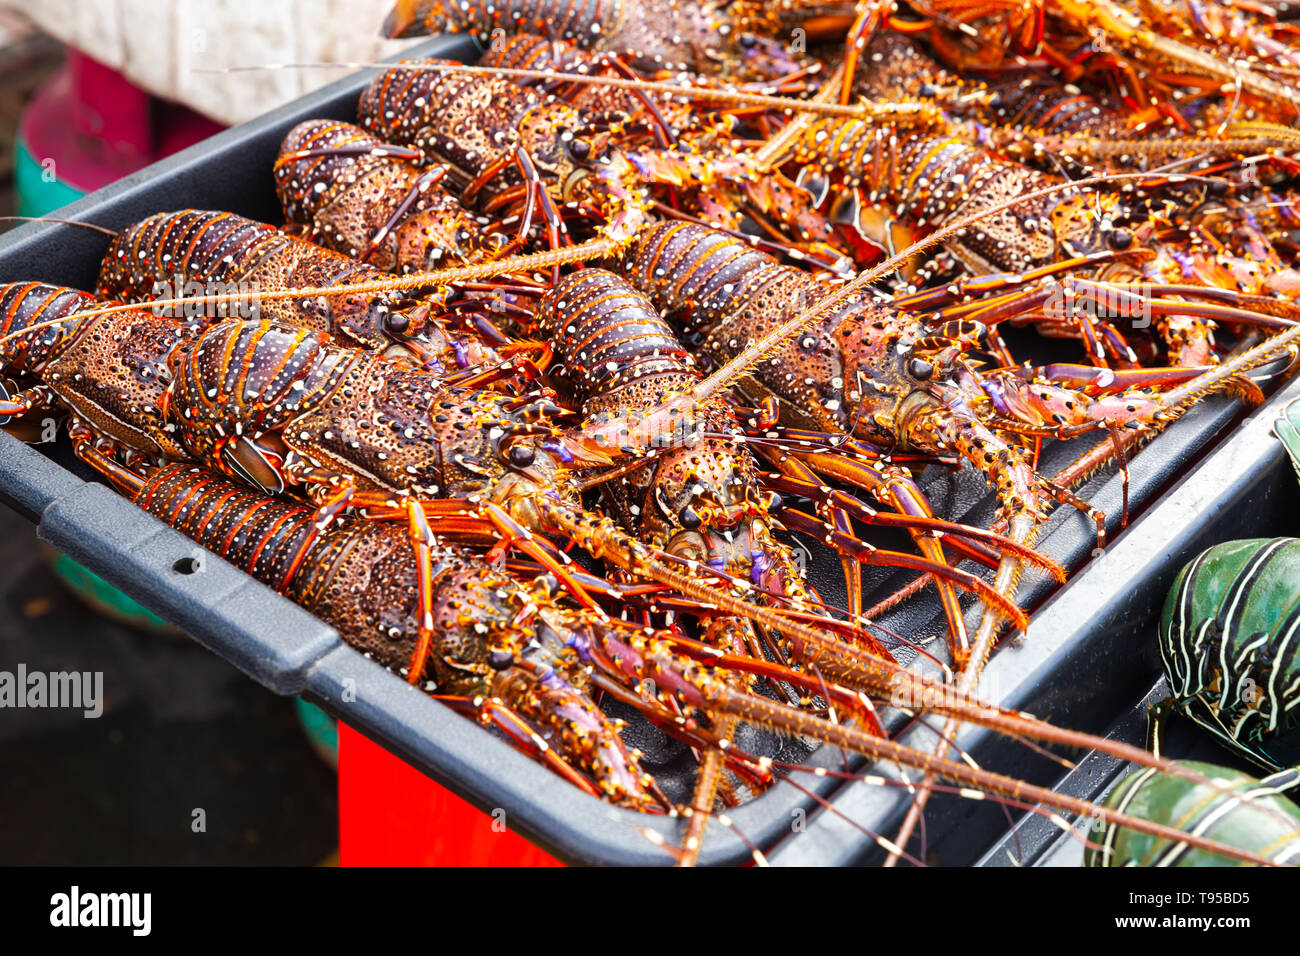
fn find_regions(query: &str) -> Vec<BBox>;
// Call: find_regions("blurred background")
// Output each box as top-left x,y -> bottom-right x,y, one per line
0,0 -> 402,220
0,0 -> 412,865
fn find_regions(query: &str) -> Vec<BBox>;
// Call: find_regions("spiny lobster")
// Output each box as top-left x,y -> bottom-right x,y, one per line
85,455 -> 668,809
94,209 -> 502,374
1,279 -> 1296,866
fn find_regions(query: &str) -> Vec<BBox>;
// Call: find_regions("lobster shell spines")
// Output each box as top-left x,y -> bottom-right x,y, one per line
538,267 -> 692,403
0,282 -> 194,459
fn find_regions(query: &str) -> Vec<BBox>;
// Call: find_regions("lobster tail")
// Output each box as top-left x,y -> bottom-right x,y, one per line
0,281 -> 98,376
97,210 -> 438,352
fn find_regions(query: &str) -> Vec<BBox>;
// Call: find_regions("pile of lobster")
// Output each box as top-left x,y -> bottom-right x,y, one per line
4,0 -> 1300,864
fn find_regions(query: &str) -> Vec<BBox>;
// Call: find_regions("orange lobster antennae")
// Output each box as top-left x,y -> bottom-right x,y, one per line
1051,0 -> 1300,110
206,59 -> 944,124
0,240 -> 626,349
588,626 -> 1298,867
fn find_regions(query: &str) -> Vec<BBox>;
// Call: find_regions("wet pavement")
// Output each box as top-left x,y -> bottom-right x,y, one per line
0,508 -> 337,865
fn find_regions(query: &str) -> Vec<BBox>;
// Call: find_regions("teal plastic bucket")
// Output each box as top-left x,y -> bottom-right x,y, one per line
14,137 -> 86,219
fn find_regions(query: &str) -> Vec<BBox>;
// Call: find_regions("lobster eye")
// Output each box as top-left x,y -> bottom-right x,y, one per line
507,444 -> 536,468
567,138 -> 591,161
679,505 -> 703,529
385,311 -> 411,334
738,32 -> 757,48
488,648 -> 515,671
908,358 -> 935,381
1107,229 -> 1134,251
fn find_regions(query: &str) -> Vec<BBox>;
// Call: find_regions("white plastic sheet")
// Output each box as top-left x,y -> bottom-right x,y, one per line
3,0 -> 413,125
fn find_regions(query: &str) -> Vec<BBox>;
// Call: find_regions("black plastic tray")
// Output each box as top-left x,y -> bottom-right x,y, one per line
768,377 -> 1300,865
0,34 -> 1287,865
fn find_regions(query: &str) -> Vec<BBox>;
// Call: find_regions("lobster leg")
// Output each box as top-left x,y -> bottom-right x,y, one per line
481,502 -> 601,610
0,382 -> 58,424
763,443 -> 1001,654
441,692 -> 611,799
334,492 -> 604,613
933,273 -> 1298,366
404,498 -> 440,685
66,430 -> 131,481
764,467 -> 1066,580
509,146 -> 571,254
360,164 -> 453,266
764,451 -> 864,618
676,616 -> 753,868
775,504 -> 1030,631
838,0 -> 898,105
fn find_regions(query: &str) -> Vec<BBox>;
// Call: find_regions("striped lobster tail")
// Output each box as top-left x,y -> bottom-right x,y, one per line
0,281 -> 101,376
1273,396 -> 1300,484
1084,760 -> 1300,866
134,463 -> 319,594
536,267 -> 694,407
97,210 -> 284,304
1160,537 -> 1300,771
95,210 -> 425,350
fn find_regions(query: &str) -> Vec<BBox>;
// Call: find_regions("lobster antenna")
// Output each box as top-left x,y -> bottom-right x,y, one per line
0,215 -> 119,237
0,239 -> 625,345
690,169 -> 1239,403
1225,121 -> 1300,151
625,670 -> 1117,867
774,761 -> 1104,864
202,61 -> 942,123
600,600 -> 1297,862
1158,322 -> 1300,411
686,658 -> 1291,866
1023,132 -> 1300,160
532,494 -> 1253,782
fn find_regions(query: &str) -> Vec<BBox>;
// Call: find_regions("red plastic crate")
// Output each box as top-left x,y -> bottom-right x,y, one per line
337,723 -> 564,866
